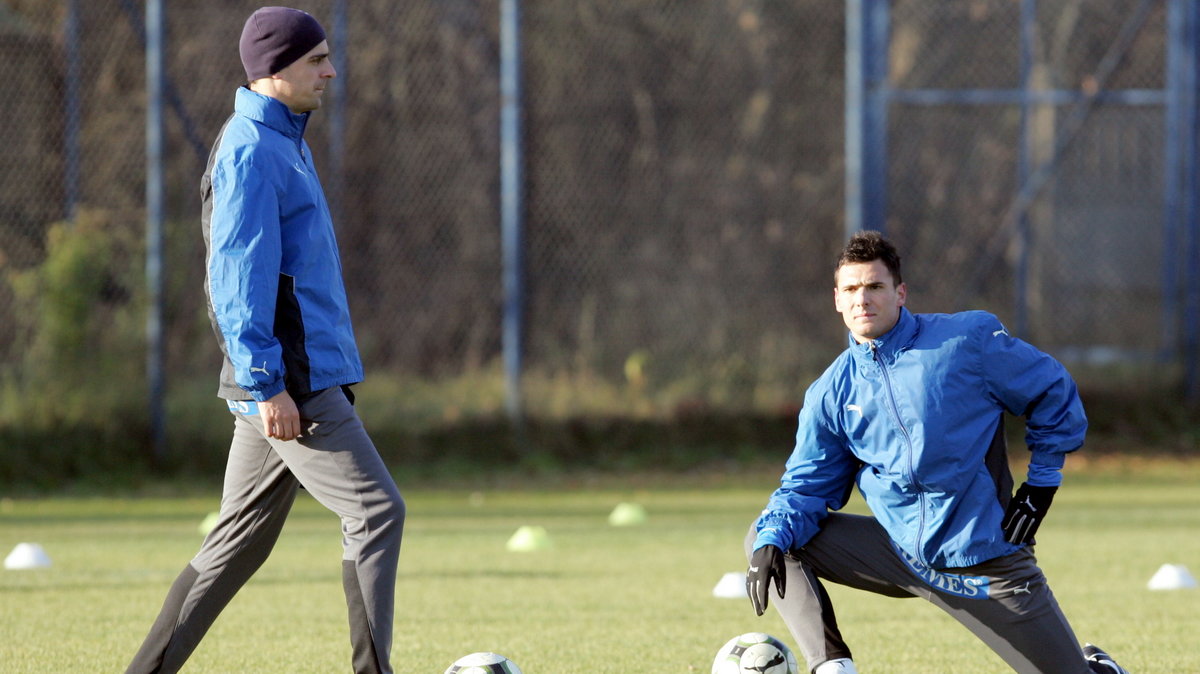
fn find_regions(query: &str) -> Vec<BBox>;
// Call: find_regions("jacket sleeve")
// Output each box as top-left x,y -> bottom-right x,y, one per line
977,313 -> 1087,481
207,151 -> 287,402
754,386 -> 859,552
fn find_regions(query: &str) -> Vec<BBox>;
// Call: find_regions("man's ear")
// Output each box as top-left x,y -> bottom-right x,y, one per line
896,282 -> 907,306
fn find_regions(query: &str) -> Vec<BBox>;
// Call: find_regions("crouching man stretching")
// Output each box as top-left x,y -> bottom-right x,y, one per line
745,231 -> 1128,674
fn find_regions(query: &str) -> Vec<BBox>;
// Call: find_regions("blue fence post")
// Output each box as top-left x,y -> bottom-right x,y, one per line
1164,0 -> 1189,361
1188,0 -> 1200,401
145,0 -> 167,463
64,0 -> 81,222
500,0 -> 525,422
845,0 -> 890,239
328,0 -> 347,225
1013,0 -> 1037,339
1165,0 -> 1199,400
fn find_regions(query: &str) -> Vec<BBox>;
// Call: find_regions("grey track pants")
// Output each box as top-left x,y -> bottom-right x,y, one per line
744,513 -> 1093,674
127,387 -> 405,674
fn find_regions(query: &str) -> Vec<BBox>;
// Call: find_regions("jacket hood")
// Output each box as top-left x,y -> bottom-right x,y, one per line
234,86 -> 309,141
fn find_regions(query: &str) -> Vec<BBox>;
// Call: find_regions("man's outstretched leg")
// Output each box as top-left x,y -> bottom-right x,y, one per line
126,419 -> 299,673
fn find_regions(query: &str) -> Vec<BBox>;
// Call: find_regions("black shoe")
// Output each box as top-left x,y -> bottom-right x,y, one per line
1083,643 -> 1129,674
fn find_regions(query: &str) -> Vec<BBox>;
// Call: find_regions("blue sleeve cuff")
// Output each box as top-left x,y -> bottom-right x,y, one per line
249,379 -> 286,403
753,514 -> 794,553
1026,456 -> 1063,487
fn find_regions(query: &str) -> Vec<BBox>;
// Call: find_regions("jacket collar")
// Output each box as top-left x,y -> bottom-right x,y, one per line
235,86 -> 309,141
848,306 -> 919,364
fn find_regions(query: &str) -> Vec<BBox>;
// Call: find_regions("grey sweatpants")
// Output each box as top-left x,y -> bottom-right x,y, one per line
744,513 -> 1092,674
127,387 -> 405,674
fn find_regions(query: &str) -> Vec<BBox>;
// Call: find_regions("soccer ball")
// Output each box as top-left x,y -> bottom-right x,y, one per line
444,651 -> 523,674
712,632 -> 799,674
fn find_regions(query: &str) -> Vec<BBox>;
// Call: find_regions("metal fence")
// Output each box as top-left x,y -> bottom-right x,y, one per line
850,0 -> 1198,395
0,0 -> 1192,437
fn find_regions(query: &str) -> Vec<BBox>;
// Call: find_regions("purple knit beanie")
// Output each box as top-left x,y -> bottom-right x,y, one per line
239,7 -> 326,81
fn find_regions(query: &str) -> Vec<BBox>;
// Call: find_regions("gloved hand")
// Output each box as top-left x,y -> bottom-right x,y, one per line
746,544 -> 786,616
1001,482 -> 1058,544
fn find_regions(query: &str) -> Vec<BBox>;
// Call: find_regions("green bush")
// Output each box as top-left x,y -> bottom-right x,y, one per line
0,210 -> 150,487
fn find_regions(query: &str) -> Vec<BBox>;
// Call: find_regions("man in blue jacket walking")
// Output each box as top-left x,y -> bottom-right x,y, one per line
127,8 -> 404,674
744,231 -> 1127,674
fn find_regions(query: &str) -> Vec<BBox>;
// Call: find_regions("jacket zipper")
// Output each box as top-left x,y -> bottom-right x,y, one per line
870,341 -> 928,565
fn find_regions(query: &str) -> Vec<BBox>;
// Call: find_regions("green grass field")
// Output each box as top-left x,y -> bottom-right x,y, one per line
2,458 -> 1197,673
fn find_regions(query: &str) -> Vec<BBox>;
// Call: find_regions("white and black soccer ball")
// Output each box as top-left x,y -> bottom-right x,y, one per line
712,632 -> 799,674
444,651 -> 523,674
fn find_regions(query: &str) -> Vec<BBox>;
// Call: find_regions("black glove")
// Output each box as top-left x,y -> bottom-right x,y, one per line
746,544 -> 786,616
1001,482 -> 1058,545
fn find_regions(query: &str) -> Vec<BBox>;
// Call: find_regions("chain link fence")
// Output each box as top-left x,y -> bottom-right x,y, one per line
0,0 -> 1185,457
522,1 -> 847,411
885,0 -> 1170,366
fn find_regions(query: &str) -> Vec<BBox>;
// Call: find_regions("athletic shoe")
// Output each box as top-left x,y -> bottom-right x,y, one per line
1083,643 -> 1129,674
813,658 -> 858,674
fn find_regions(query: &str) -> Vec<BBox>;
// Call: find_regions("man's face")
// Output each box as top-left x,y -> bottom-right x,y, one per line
268,40 -> 336,113
834,259 -> 906,343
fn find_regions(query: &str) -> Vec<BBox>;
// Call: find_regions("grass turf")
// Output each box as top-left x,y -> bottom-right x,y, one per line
1,458 -> 1197,672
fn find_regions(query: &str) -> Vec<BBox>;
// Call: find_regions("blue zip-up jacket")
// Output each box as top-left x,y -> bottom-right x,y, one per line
754,307 -> 1087,569
202,87 -> 364,402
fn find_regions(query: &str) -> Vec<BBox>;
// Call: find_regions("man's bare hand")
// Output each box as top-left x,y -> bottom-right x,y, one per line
259,390 -> 301,441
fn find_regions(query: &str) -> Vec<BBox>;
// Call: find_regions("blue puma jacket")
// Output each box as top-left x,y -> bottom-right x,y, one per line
753,308 -> 1086,568
202,87 -> 363,402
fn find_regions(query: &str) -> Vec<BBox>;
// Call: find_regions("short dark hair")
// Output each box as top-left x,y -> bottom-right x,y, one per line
836,230 -> 902,285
